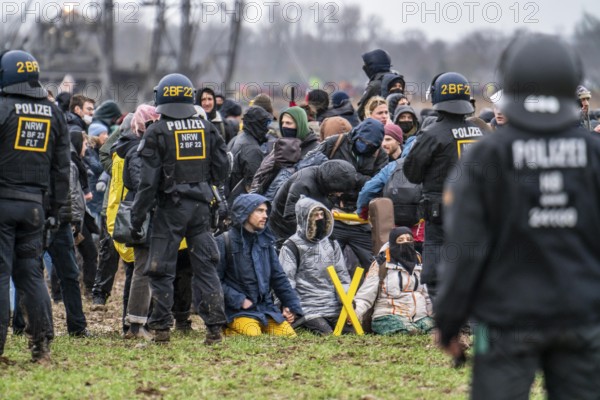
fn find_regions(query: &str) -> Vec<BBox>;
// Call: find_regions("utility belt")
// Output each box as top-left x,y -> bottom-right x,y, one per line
419,192 -> 443,225
0,187 -> 44,204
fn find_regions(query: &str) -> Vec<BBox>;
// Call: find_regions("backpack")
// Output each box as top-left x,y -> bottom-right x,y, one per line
382,159 -> 422,227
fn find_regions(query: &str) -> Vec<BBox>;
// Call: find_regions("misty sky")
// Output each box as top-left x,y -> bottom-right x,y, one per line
346,0 -> 596,41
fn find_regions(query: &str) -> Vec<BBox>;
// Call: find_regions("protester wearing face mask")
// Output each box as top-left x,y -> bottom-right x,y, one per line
353,227 -> 434,335
66,94 -> 96,132
279,198 -> 352,336
393,106 -> 420,158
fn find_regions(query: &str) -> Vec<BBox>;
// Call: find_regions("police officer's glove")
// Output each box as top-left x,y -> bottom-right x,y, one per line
58,204 -> 72,224
96,181 -> 107,193
130,227 -> 144,242
218,198 -> 229,219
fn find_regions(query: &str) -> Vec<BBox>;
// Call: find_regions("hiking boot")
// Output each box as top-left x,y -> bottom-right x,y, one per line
175,319 -> 193,334
124,324 -> 152,341
31,339 -> 51,363
152,329 -> 170,344
70,328 -> 92,338
90,297 -> 106,311
204,325 -> 223,345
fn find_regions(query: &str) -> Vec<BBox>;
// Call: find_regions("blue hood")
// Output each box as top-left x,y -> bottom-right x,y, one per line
350,119 -> 385,147
231,194 -> 270,227
362,49 -> 392,79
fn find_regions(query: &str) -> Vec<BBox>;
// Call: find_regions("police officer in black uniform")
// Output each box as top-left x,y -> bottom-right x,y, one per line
130,73 -> 230,344
0,50 -> 70,362
436,34 -> 600,399
404,72 -> 483,299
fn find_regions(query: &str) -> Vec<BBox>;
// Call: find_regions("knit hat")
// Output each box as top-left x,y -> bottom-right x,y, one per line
331,91 -> 350,108
251,94 -> 274,116
577,85 -> 591,100
131,104 -> 159,136
384,123 -> 403,144
320,116 -> 352,141
88,122 -> 108,137
307,89 -> 330,111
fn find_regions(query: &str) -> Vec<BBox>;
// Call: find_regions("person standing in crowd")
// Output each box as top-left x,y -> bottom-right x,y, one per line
0,50 -> 70,362
307,89 -> 330,123
227,106 -> 273,202
279,198 -> 351,335
392,106 -> 420,158
217,194 -> 303,337
382,124 -> 403,161
577,85 -> 593,131
436,34 -> 600,399
66,94 -> 95,132
357,49 -> 394,120
196,87 -> 226,141
404,72 -> 484,299
320,91 -> 360,127
130,73 -> 229,344
364,96 -> 390,126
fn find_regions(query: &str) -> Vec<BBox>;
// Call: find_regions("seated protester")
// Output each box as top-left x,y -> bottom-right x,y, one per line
279,198 -> 351,335
216,194 -> 303,337
269,160 -> 357,245
304,119 -> 387,269
250,106 -> 318,196
392,106 -> 420,158
354,227 -> 433,335
320,116 -> 352,141
320,91 -> 360,128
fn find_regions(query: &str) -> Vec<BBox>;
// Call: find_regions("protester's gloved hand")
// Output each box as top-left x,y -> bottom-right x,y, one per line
96,181 -> 107,193
130,226 -> 144,242
358,206 -> 369,221
58,204 -> 71,225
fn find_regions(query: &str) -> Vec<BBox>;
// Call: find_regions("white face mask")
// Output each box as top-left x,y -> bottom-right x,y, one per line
83,115 -> 93,125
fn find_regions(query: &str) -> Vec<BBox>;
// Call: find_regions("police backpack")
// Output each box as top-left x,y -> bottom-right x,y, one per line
382,159 -> 422,226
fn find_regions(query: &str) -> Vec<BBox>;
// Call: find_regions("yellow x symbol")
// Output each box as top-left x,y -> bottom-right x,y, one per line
327,266 -> 364,336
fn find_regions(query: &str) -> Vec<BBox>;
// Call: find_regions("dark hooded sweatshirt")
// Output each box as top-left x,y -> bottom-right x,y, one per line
268,160 -> 357,241
357,49 -> 392,120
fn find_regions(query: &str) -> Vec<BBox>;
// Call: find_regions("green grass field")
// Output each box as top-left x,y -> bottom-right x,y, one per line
0,328 -> 547,399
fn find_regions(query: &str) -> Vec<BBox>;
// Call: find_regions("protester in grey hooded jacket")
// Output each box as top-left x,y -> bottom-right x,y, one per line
279,197 -> 352,335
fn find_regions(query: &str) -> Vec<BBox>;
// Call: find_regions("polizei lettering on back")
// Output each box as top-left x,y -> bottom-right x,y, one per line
452,126 -> 482,139
166,119 -> 204,131
512,138 -> 587,169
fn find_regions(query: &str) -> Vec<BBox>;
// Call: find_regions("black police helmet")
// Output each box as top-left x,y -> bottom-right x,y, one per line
428,72 -> 474,115
497,34 -> 582,132
154,73 -> 196,119
0,50 -> 47,98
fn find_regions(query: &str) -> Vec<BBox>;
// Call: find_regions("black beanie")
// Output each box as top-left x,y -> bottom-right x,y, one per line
389,226 -> 413,244
308,89 -> 330,112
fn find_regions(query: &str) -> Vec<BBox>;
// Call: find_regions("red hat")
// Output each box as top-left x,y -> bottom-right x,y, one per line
384,124 -> 403,144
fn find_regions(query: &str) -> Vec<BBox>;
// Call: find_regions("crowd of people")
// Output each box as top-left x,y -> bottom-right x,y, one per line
2,32 -> 600,399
